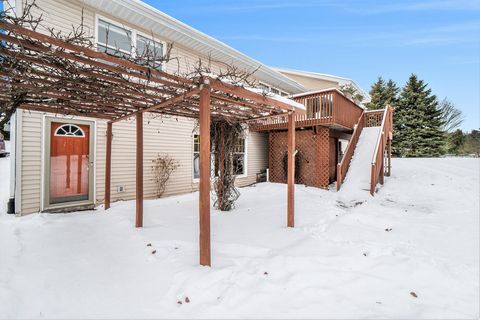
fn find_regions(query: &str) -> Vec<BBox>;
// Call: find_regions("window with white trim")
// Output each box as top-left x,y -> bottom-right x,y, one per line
96,18 -> 164,70
136,34 -> 164,69
97,19 -> 132,58
55,124 -> 85,137
193,135 -> 246,179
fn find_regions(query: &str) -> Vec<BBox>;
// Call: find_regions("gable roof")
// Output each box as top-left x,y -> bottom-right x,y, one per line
272,67 -> 371,103
77,0 -> 306,94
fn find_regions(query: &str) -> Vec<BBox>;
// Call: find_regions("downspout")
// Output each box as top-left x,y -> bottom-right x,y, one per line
7,112 -> 16,214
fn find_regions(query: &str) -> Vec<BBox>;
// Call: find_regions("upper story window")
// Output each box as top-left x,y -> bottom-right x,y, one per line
96,17 -> 164,70
136,34 -> 164,69
258,82 -> 289,97
97,19 -> 132,58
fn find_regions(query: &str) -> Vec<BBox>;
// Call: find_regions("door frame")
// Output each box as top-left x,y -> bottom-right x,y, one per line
42,117 -> 96,211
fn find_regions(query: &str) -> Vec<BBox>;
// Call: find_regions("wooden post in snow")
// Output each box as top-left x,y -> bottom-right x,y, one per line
199,84 -> 211,266
387,139 -> 392,177
136,112 -> 144,228
105,122 -> 112,210
287,112 -> 295,228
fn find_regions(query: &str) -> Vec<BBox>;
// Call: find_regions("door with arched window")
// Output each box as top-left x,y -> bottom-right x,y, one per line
44,119 -> 95,209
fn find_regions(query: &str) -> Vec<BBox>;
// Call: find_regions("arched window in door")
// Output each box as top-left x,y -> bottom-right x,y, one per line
54,124 -> 85,137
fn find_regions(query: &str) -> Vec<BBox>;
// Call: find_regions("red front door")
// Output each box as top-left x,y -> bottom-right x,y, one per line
49,122 -> 90,205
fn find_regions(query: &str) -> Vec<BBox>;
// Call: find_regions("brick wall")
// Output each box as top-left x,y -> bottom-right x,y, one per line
269,128 -> 332,188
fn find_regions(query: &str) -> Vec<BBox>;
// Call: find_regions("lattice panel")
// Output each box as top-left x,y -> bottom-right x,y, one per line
316,128 -> 330,188
269,131 -> 288,184
269,128 -> 331,188
365,111 -> 383,127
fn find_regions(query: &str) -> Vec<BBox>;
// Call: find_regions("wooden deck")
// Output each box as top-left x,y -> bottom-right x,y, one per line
249,89 -> 364,132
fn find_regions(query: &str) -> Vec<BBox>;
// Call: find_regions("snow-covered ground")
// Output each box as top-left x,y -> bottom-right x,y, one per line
0,157 -> 478,319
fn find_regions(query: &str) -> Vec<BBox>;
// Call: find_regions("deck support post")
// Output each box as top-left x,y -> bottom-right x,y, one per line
379,135 -> 385,185
135,112 -> 144,228
386,138 -> 392,177
287,112 -> 295,228
105,122 -> 112,210
199,84 -> 211,266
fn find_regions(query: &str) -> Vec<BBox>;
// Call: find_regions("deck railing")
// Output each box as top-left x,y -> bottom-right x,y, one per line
370,105 -> 393,195
249,89 -> 364,131
336,112 -> 365,191
365,110 -> 384,127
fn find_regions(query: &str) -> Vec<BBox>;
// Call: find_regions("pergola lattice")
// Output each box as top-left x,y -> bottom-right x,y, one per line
0,21 -> 305,266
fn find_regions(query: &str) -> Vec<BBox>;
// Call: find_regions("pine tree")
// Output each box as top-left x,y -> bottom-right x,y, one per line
393,74 -> 445,157
384,79 -> 400,107
446,129 -> 465,154
365,77 -> 386,110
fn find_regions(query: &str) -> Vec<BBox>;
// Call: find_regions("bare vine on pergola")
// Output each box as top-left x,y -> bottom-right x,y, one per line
0,1 -> 299,212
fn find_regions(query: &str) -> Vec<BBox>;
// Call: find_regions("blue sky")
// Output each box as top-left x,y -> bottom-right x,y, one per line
143,0 -> 480,131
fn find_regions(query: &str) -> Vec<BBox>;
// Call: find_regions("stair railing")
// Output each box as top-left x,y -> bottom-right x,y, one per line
370,105 -> 393,195
336,111 -> 365,191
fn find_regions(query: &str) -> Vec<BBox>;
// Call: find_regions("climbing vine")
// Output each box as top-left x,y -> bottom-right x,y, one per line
210,121 -> 246,211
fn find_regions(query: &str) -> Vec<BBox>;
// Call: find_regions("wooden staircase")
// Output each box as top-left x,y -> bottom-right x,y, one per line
336,106 -> 393,194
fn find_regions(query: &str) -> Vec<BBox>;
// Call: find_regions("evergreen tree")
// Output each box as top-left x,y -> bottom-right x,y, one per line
365,77 -> 386,110
446,129 -> 465,154
384,79 -> 400,107
393,74 -> 445,157
462,129 -> 480,156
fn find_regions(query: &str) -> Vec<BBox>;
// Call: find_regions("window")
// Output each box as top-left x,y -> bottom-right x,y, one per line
54,124 -> 85,137
97,19 -> 132,58
232,137 -> 246,175
271,88 -> 280,95
193,135 -> 246,179
96,17 -> 164,70
193,135 -> 200,179
136,34 -> 164,69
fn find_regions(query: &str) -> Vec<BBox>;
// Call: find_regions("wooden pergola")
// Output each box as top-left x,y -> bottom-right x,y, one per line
0,21 -> 305,266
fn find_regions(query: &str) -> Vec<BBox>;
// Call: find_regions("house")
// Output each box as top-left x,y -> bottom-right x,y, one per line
4,0 -> 387,218
273,67 -> 371,105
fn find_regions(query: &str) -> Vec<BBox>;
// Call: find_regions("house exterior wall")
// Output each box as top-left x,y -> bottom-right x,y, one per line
276,72 -> 339,91
13,0 -> 271,215
17,110 -> 268,215
268,128 -> 331,189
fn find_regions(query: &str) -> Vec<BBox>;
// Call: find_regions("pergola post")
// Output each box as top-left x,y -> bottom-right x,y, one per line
136,112 -> 144,228
217,125 -> 225,210
287,112 -> 295,228
104,122 -> 112,210
199,84 -> 211,266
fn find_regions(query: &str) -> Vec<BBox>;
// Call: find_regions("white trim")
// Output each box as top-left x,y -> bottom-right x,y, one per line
54,124 -> 86,137
9,112 -> 16,200
14,110 -> 22,215
191,132 -> 248,182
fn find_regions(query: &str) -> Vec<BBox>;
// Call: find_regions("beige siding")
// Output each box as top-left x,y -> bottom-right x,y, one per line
278,72 -> 339,91
16,0 -> 271,214
18,110 -> 268,215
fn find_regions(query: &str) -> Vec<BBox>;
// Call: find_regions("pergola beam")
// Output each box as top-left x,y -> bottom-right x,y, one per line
110,88 -> 201,123
0,22 -> 191,88
210,79 -> 304,113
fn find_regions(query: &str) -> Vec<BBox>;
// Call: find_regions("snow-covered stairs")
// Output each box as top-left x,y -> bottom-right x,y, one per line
339,127 -> 381,195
